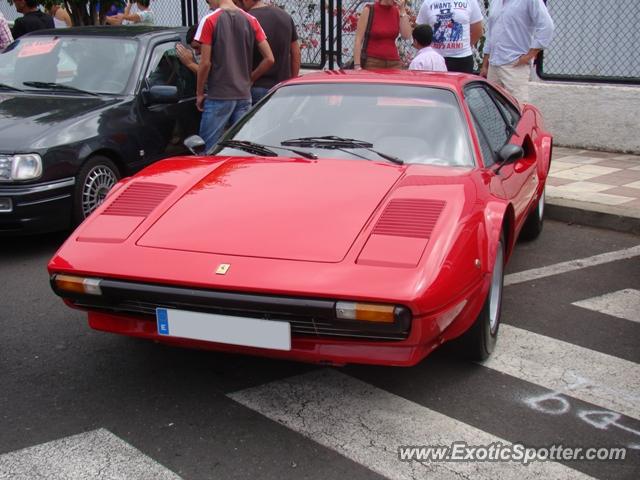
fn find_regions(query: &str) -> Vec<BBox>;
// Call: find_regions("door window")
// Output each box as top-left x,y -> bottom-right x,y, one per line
145,43 -> 196,99
465,86 -> 511,166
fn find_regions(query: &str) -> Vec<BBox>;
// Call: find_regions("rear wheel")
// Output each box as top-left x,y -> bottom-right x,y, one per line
520,186 -> 545,241
459,236 -> 505,361
73,156 -> 120,224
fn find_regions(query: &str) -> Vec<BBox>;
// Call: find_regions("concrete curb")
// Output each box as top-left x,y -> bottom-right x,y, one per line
546,197 -> 640,236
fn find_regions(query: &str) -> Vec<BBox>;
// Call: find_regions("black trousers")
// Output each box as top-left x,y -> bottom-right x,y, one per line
444,55 -> 475,74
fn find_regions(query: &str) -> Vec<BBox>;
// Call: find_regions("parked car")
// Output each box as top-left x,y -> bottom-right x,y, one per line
0,26 -> 199,234
49,71 -> 552,367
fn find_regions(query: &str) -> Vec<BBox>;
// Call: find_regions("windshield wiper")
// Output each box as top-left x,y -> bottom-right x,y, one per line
22,81 -> 99,97
0,83 -> 23,92
282,135 -> 403,165
218,139 -> 317,160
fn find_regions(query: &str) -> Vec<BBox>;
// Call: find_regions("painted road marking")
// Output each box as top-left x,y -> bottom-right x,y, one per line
484,325 -> 640,420
0,429 -> 181,480
572,289 -> 640,324
229,369 -> 592,480
504,245 -> 640,286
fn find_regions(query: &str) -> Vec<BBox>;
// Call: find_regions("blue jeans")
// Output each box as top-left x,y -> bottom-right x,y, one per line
251,86 -> 270,105
199,98 -> 252,151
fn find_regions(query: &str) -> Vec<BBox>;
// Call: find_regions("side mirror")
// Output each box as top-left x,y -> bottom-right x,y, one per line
184,135 -> 206,156
494,144 -> 524,174
498,143 -> 524,165
143,85 -> 178,105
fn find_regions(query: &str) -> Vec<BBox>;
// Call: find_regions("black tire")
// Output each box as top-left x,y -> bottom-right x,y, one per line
519,186 -> 545,241
458,235 -> 505,361
73,156 -> 120,224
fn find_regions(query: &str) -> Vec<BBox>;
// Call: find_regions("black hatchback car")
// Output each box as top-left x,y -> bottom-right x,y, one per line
0,26 -> 200,234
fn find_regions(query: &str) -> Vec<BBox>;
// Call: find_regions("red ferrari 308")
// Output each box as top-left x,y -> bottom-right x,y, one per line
49,71 -> 552,367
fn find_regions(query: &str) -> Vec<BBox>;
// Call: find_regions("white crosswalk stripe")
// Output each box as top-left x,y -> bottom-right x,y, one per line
230,369 -> 593,480
571,289 -> 640,324
504,245 -> 640,286
0,429 -> 181,480
483,324 -> 640,420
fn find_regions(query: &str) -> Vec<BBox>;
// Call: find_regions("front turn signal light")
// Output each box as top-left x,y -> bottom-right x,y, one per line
335,301 -> 396,323
53,274 -> 102,295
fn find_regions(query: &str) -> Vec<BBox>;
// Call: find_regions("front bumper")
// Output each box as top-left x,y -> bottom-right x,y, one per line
0,177 -> 75,234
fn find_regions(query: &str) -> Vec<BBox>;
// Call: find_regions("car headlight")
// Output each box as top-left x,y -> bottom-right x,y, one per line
0,154 -> 43,181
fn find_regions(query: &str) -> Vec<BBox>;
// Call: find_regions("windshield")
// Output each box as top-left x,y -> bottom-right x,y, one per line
0,36 -> 138,95
218,83 -> 473,167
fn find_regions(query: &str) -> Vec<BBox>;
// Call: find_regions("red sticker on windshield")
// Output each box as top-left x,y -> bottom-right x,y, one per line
18,39 -> 60,58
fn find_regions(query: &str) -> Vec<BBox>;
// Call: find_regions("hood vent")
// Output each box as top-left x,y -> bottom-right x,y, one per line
103,182 -> 176,217
372,199 -> 445,239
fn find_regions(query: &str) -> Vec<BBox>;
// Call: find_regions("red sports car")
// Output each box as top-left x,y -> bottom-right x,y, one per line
49,71 -> 552,367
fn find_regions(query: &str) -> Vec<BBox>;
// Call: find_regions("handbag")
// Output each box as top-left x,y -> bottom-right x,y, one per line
344,4 -> 375,69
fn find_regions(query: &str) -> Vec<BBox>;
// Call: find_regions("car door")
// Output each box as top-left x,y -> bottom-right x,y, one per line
135,41 -> 200,166
464,83 -> 537,224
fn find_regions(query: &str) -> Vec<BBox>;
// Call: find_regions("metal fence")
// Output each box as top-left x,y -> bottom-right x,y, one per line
1,0 -> 637,83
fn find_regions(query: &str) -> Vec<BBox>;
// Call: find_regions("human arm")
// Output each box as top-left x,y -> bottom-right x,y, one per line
176,43 -> 198,74
352,5 -> 370,69
290,41 -> 301,78
396,0 -> 412,40
251,39 -> 275,83
515,0 -> 554,66
196,43 -> 211,112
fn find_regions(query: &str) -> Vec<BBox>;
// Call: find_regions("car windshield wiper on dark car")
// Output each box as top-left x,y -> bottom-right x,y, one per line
0,83 -> 23,92
218,139 -> 317,160
22,81 -> 99,97
281,135 -> 404,165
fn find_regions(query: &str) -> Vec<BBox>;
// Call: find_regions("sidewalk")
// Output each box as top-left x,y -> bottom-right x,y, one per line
547,147 -> 640,235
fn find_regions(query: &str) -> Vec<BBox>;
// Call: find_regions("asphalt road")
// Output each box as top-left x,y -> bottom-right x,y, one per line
1,220 -> 639,480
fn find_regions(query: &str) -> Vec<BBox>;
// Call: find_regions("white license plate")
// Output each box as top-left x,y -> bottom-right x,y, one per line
156,308 -> 291,351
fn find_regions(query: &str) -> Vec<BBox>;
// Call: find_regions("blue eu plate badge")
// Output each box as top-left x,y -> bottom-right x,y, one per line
156,308 -> 170,335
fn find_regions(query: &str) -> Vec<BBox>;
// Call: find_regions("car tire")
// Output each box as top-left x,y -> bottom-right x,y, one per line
73,156 -> 120,225
458,234 -> 505,361
519,186 -> 545,241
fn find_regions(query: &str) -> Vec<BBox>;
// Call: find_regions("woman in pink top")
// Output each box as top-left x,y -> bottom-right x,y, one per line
353,0 -> 412,70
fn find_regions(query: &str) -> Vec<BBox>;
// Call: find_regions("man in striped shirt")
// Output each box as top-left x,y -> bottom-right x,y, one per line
0,12 -> 13,50
195,0 -> 274,150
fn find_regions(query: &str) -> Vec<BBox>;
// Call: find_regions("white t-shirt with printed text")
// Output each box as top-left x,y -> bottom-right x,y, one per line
416,0 -> 483,58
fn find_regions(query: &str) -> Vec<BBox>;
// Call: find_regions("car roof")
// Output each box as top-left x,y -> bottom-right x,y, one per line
25,26 -> 187,40
285,70 -> 477,93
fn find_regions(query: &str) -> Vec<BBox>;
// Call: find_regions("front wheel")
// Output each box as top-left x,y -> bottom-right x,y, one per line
459,236 -> 505,361
73,156 -> 120,225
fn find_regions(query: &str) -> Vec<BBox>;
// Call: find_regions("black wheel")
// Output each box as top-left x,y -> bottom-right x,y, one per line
458,236 -> 505,361
519,186 -> 545,241
73,156 -> 120,224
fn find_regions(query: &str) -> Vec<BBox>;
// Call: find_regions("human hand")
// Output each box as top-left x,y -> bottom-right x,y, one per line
480,63 -> 489,78
196,94 -> 205,112
176,43 -> 194,63
515,53 -> 534,66
395,0 -> 406,12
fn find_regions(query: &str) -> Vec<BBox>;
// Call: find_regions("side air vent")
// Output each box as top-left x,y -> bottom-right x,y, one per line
103,182 -> 176,217
372,199 -> 446,239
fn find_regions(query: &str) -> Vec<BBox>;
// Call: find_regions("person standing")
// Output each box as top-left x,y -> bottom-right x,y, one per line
238,0 -> 301,105
480,0 -> 554,102
416,0 -> 483,73
409,24 -> 447,72
353,0 -> 412,70
195,0 -> 274,150
0,12 -> 13,50
11,0 -> 54,39
106,0 -> 154,25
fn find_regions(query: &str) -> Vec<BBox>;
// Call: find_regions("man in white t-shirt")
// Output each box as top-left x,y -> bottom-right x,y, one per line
409,24 -> 447,72
416,0 -> 483,73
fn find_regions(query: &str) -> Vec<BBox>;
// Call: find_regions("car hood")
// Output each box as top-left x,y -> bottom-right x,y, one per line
137,157 -> 405,263
0,94 -> 118,151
